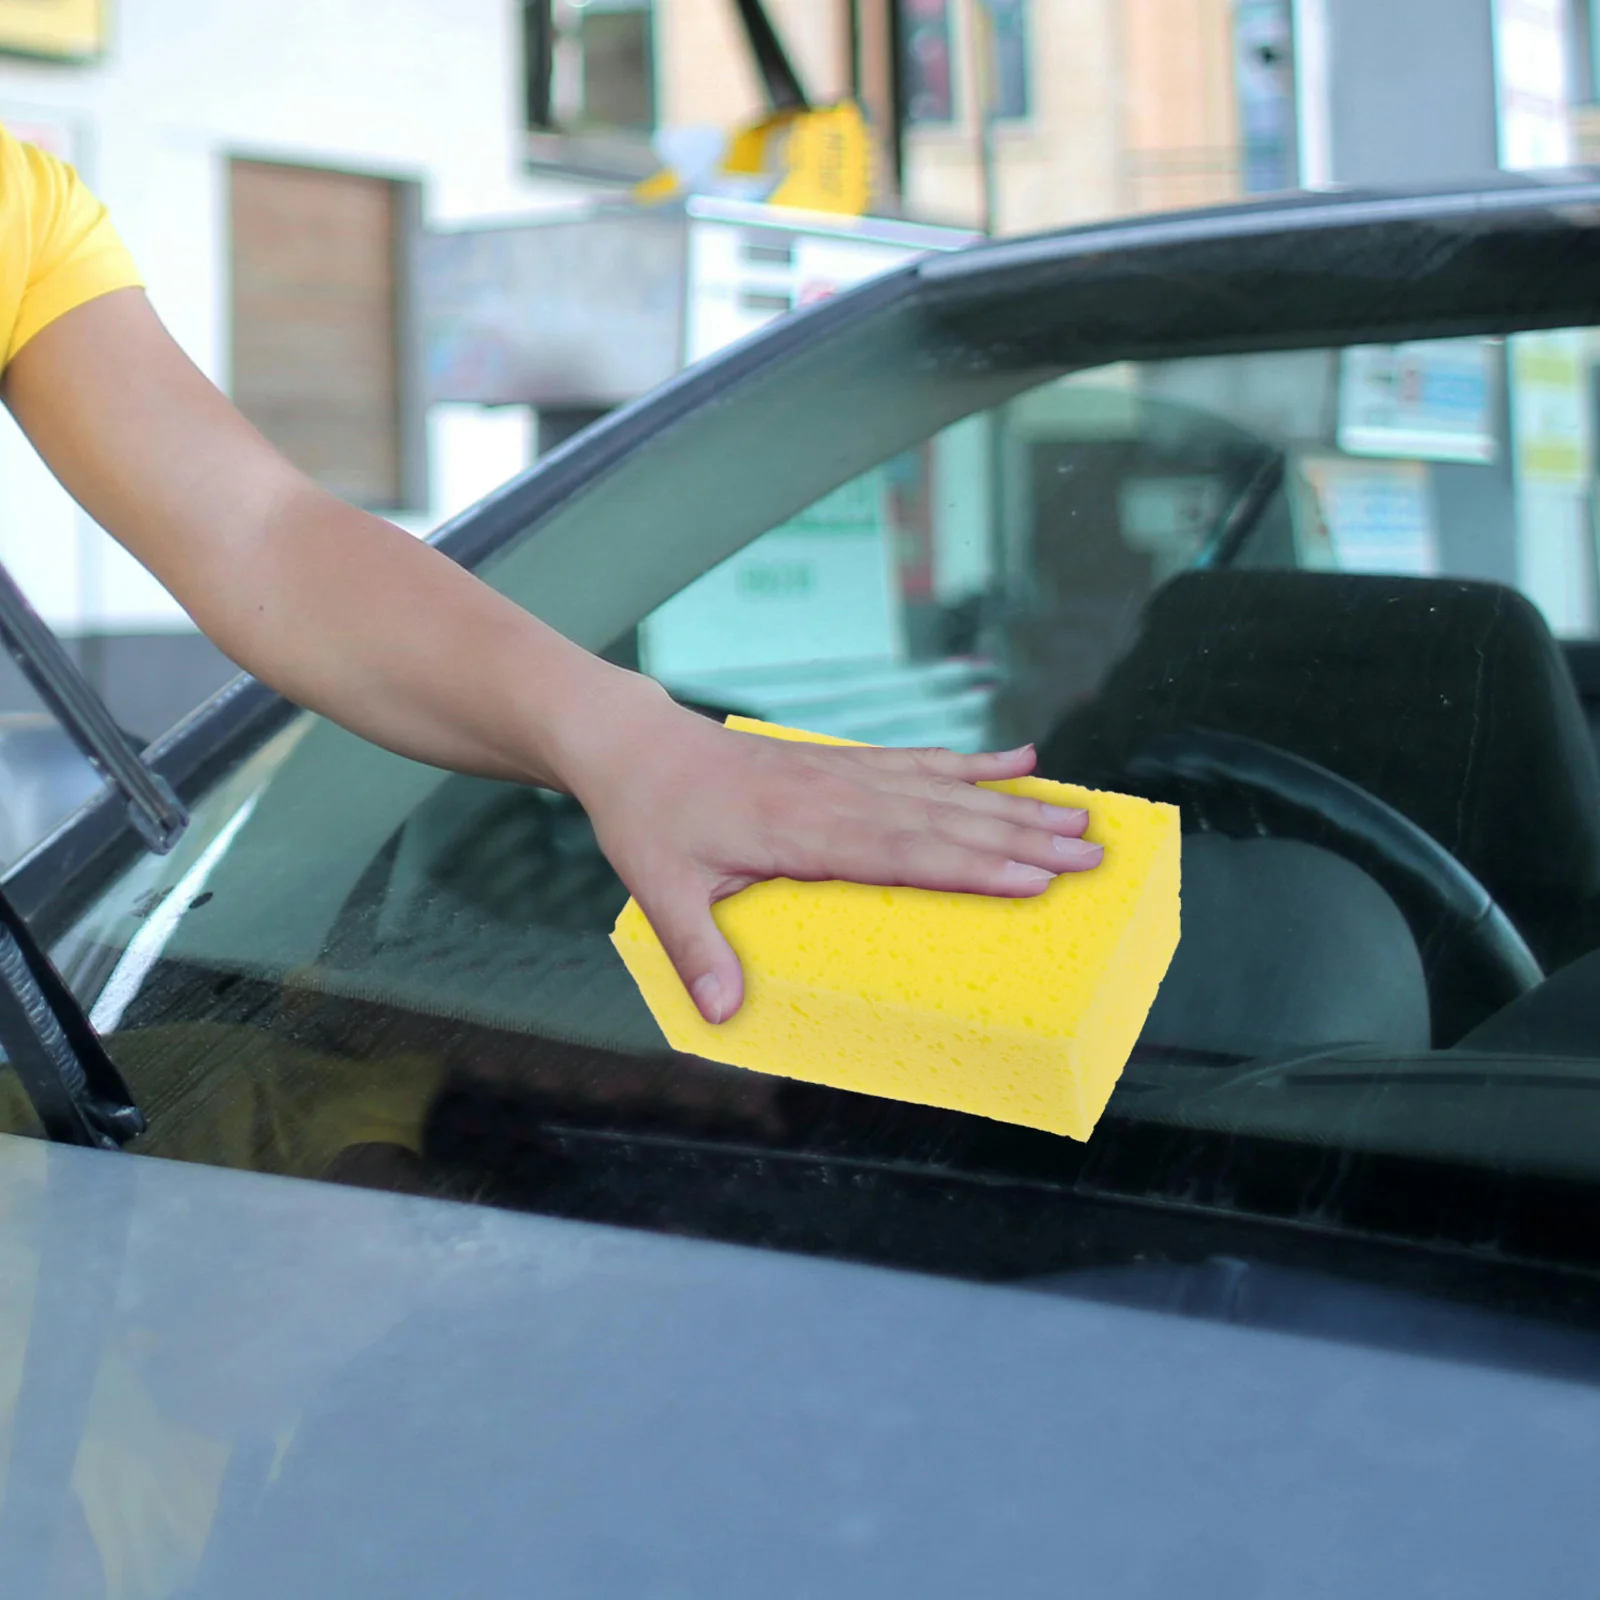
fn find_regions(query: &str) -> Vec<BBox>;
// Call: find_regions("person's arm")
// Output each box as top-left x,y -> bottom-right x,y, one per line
2,289 -> 1102,1022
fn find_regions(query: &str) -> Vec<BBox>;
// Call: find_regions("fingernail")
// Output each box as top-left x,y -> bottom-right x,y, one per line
1002,744 -> 1035,757
1052,837 -> 1105,866
1047,805 -> 1089,828
1005,861 -> 1057,887
692,973 -> 727,1024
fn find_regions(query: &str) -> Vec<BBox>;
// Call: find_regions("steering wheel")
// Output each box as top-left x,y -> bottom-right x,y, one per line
1126,727 -> 1542,1047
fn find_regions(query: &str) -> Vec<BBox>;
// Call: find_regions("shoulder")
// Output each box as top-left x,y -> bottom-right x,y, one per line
0,119 -> 78,248
0,120 -> 143,369
0,120 -> 32,216
0,120 -> 90,224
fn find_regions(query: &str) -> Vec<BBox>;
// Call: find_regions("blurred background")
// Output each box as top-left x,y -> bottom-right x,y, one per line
0,0 -> 1591,854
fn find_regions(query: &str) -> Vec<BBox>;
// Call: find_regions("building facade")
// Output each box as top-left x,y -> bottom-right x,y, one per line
4,0 -> 1599,739
0,0 -> 585,734
608,0 -> 1252,231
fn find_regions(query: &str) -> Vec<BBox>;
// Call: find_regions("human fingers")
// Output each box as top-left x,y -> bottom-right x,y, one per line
631,872 -> 746,1024
855,764 -> 1094,840
918,800 -> 1105,875
766,788 -> 1080,896
824,740 -> 1042,785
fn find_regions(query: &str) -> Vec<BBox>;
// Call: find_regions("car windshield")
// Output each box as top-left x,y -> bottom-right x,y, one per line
17,253 -> 1600,1279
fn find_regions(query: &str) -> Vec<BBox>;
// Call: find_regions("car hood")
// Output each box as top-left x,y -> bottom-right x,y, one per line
1,1132 -> 1597,1598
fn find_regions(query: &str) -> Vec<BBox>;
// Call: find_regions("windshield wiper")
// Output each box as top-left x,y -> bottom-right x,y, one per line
0,558 -> 187,853
1130,1048 -> 1600,1111
0,881 -> 143,1147
0,557 -> 167,1146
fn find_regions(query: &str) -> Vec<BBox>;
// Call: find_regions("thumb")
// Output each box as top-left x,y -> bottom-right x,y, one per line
635,876 -> 746,1025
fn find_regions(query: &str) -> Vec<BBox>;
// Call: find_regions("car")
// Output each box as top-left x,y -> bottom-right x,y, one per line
4,175 -> 1600,1596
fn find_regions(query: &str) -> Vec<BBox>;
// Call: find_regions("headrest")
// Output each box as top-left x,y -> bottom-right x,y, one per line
1037,570 -> 1600,901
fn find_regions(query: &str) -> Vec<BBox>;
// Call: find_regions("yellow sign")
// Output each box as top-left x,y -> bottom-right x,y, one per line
0,0 -> 103,61
637,100 -> 875,218
769,103 -> 873,216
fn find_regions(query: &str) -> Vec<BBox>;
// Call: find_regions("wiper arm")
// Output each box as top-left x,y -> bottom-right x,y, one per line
0,558 -> 187,853
731,0 -> 811,114
0,554 -> 174,1146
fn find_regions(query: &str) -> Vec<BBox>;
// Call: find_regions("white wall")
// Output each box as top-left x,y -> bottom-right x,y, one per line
0,0 -> 578,633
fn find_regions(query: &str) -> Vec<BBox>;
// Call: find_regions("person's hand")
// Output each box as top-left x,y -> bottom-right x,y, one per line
560,677 -> 1104,1024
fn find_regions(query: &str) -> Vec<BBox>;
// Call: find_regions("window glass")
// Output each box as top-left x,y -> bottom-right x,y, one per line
528,0 -> 656,134
637,328 -> 1600,741
1234,0 -> 1298,193
28,316 -> 1600,1269
578,1 -> 656,132
989,0 -> 1030,121
523,0 -> 555,129
902,0 -> 956,124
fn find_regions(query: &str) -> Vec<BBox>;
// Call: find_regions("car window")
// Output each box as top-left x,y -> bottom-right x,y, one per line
25,310 -> 1600,1278
639,330 -> 1597,752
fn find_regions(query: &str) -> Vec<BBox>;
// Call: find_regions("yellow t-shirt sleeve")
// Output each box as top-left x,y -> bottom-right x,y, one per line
2,123 -> 144,368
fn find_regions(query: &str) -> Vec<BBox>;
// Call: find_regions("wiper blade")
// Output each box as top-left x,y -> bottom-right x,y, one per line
1134,1047 -> 1600,1108
0,558 -> 187,853
1265,1056 -> 1600,1091
0,875 -> 143,1147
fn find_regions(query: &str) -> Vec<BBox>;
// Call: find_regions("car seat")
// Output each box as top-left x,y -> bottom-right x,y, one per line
1144,832 -> 1430,1058
1037,570 -> 1600,977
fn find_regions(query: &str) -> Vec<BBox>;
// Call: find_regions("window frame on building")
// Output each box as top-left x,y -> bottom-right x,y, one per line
900,0 -> 958,125
226,156 -> 429,517
523,0 -> 658,138
984,0 -> 1031,124
898,0 -> 1032,131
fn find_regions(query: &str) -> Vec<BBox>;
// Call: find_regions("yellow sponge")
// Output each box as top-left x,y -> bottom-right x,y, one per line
610,717 -> 1181,1139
